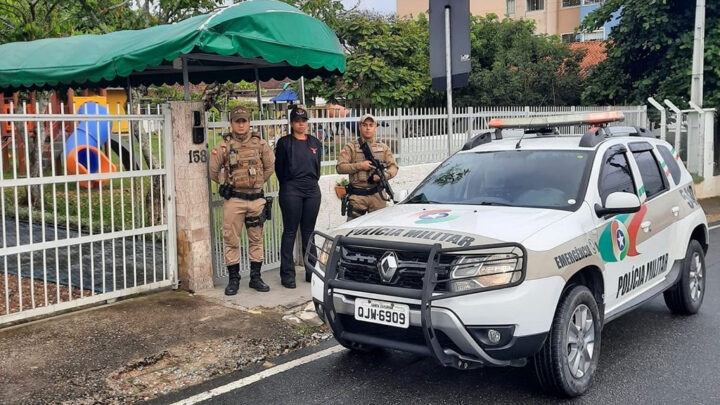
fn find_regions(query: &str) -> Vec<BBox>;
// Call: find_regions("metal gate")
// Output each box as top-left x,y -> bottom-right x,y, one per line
0,102 -> 176,325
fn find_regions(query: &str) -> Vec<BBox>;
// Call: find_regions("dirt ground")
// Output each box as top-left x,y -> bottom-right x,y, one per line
0,276 -> 91,315
0,290 -> 328,404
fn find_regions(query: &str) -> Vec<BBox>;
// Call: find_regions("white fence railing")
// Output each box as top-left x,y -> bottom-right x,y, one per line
210,105 -> 647,169
205,105 -> 648,277
0,102 -> 176,325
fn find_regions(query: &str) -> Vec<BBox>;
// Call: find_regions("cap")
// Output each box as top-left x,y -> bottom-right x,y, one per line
359,113 -> 376,124
290,105 -> 309,122
230,107 -> 250,122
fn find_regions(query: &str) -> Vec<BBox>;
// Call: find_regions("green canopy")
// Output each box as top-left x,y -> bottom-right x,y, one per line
0,0 -> 345,91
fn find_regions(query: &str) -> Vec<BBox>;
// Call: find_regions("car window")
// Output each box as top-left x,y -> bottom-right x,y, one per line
656,145 -> 681,185
405,150 -> 591,210
632,149 -> 667,199
598,147 -> 635,204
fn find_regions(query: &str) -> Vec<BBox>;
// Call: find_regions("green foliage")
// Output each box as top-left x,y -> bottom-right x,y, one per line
580,0 -> 720,111
0,0 -> 78,42
451,15 -> 585,106
0,0 -> 225,44
337,12 -> 430,107
299,5 -> 585,108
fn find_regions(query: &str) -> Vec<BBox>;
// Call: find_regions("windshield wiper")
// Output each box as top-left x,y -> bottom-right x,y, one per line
478,201 -> 513,207
405,194 -> 439,204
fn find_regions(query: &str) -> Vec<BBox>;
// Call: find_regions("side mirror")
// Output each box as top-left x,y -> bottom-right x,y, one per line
395,189 -> 409,202
595,192 -> 641,217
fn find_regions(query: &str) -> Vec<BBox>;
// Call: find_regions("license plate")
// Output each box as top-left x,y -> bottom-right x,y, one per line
354,298 -> 410,329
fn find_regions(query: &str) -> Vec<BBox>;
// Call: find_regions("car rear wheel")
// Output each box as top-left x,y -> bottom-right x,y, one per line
533,285 -> 601,397
664,240 -> 706,315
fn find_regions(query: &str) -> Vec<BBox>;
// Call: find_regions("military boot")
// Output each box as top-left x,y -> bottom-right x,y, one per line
225,264 -> 241,296
249,262 -> 270,292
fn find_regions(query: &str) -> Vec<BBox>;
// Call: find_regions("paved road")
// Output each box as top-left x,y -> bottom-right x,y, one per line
161,228 -> 720,405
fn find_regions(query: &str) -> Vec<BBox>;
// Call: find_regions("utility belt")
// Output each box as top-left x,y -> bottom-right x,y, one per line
230,190 -> 264,200
218,183 -> 264,201
345,185 -> 380,196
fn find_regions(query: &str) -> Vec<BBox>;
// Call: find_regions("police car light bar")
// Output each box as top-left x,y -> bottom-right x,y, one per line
488,111 -> 625,129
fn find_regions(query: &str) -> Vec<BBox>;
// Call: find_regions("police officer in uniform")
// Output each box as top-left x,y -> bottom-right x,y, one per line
336,114 -> 398,219
209,107 -> 275,295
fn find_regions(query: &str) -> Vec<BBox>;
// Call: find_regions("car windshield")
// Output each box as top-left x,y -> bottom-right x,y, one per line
405,150 -> 591,210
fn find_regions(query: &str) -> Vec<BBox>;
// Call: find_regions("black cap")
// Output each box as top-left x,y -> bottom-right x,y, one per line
290,105 -> 309,121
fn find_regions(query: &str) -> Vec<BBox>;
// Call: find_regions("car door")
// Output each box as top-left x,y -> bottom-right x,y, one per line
625,141 -> 676,277
591,144 -> 652,313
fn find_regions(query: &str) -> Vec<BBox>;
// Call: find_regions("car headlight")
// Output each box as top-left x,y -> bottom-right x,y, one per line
449,254 -> 521,292
317,238 -> 333,270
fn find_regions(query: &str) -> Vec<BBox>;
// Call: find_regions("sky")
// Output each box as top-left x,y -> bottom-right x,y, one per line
222,1 -> 396,14
341,0 -> 397,15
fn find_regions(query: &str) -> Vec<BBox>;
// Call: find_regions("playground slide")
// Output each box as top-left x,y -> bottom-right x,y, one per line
65,102 -> 117,188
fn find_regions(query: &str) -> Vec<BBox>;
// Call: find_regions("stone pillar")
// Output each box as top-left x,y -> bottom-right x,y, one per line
169,102 -> 214,291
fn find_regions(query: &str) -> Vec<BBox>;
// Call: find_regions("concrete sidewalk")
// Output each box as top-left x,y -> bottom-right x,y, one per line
1,198 -> 718,404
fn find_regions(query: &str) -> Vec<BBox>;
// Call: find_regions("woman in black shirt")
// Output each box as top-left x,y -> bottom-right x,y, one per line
274,105 -> 322,288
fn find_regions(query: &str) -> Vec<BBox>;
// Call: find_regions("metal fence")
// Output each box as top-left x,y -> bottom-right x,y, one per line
0,102 -> 176,325
206,105 -> 648,277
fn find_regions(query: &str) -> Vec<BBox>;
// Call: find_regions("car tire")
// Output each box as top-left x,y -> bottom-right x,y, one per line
533,285 -> 602,397
664,240 -> 706,315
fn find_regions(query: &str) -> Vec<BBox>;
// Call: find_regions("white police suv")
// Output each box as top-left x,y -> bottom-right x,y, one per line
305,112 -> 708,397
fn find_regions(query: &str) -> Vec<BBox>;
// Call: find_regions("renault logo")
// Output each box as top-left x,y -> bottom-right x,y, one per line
378,251 -> 399,283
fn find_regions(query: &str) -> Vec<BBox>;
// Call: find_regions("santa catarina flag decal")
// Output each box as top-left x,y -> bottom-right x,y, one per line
598,203 -> 648,262
413,209 -> 459,224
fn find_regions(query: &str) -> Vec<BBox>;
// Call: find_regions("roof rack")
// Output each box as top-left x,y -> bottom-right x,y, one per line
579,125 -> 656,147
488,111 -> 625,129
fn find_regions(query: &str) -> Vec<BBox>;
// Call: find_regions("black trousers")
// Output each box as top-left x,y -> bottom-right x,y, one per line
279,192 -> 321,281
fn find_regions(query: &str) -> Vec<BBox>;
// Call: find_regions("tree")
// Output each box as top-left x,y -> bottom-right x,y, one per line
303,11 -> 430,108
297,7 -> 585,108
580,0 -> 720,111
451,15 -> 585,107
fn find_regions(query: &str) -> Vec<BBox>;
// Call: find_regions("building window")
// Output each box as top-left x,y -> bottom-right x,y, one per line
582,29 -> 604,41
562,33 -> 579,43
562,0 -> 581,6
527,0 -> 544,12
582,0 -> 603,5
507,0 -> 516,14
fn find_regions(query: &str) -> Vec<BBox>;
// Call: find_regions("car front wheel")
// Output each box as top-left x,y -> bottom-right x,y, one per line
533,285 -> 602,397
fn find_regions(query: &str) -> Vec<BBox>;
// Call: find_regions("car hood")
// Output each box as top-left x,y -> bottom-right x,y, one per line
334,204 -> 572,246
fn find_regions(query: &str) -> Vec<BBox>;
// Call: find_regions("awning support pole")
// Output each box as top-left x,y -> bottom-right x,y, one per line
182,57 -> 190,101
254,68 -> 263,120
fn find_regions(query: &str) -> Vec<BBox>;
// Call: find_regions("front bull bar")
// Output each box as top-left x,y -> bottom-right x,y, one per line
304,230 -> 527,369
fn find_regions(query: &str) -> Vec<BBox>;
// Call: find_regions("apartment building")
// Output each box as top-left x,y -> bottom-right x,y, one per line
396,0 -> 619,42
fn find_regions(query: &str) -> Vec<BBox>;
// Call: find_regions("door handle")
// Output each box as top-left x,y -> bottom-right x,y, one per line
672,206 -> 680,217
641,221 -> 652,233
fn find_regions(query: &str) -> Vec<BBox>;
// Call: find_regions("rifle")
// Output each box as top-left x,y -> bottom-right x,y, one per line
359,139 -> 395,202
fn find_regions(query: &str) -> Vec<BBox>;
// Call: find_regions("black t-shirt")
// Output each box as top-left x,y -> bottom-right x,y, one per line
275,134 -> 322,196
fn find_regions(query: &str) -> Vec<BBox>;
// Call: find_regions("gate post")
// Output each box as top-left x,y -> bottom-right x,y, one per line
168,102 -> 214,291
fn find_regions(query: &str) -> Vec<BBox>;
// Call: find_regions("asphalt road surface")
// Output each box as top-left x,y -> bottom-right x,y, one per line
159,227 -> 720,405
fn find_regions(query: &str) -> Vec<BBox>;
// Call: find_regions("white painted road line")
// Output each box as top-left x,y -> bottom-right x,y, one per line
171,345 -> 346,405
709,223 -> 720,231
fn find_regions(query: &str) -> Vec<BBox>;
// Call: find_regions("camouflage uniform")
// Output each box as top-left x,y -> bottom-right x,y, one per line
336,138 -> 398,219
